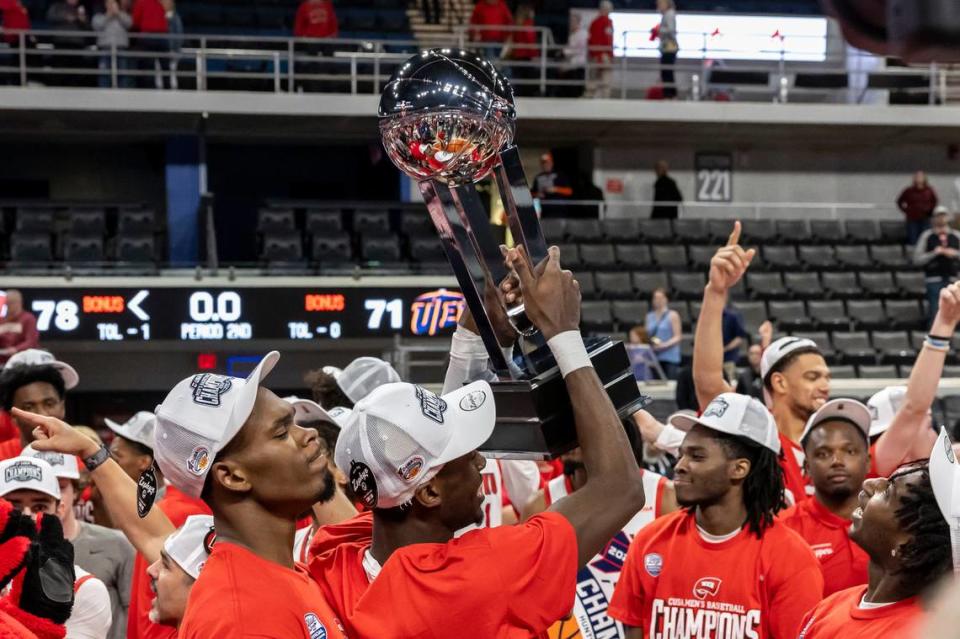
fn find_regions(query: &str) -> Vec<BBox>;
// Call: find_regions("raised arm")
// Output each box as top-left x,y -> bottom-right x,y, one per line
872,282 -> 960,474
692,221 -> 755,409
507,245 -> 645,567
11,409 -> 175,563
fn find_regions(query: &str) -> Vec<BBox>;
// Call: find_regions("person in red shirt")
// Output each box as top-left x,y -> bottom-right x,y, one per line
0,290 -> 39,365
469,0 -> 513,58
797,458 -> 952,637
779,399 -> 870,596
897,170 -> 938,245
694,221 -> 831,505
504,4 -> 539,95
293,0 -> 337,39
0,0 -> 30,45
309,245 -> 648,638
609,392 -> 824,639
130,0 -> 167,89
587,0 -> 614,97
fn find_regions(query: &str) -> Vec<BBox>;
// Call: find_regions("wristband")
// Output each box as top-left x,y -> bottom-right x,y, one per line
547,330 -> 592,377
929,333 -> 952,341
924,337 -> 950,352
82,445 -> 110,472
451,324 -> 489,358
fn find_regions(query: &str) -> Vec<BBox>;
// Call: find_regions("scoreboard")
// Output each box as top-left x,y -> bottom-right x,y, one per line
1,286 -> 465,342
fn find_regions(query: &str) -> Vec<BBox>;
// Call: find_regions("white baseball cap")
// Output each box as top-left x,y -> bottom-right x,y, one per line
336,357 -> 401,404
929,427 -> 960,572
105,411 -> 157,451
153,351 -> 279,499
164,514 -> 216,580
669,392 -> 781,454
2,349 -> 79,390
865,386 -> 931,438
800,398 -> 871,446
0,456 -> 60,500
21,444 -> 79,481
283,396 -> 352,428
334,380 -> 495,509
760,337 -> 820,382
322,365 -> 343,379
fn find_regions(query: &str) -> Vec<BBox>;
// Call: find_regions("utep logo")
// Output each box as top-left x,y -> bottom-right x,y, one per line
693,577 -> 722,600
410,289 -> 464,336
5,461 -> 42,484
415,386 -> 448,424
303,613 -> 327,639
703,397 -> 730,419
590,530 -> 631,575
190,374 -> 233,407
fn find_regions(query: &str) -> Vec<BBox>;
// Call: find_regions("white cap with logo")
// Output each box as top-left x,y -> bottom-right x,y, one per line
866,386 -> 931,438
800,398 -> 871,445
334,380 -> 495,509
0,456 -> 60,500
2,349 -> 79,390
21,444 -> 79,480
929,427 -> 960,574
669,392 -> 781,454
760,337 -> 819,382
105,411 -> 157,451
283,396 -> 352,428
164,514 -> 216,579
153,351 -> 279,499
336,357 -> 401,404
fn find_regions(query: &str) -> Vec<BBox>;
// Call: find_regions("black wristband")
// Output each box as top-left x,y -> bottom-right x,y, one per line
82,445 -> 110,472
928,333 -> 952,341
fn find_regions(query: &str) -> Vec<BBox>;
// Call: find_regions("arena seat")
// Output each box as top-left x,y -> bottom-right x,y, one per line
637,220 -> 673,243
595,272 -> 635,299
602,219 -> 641,243
673,219 -> 711,243
10,232 -> 52,263
830,364 -> 857,379
791,330 -> 834,358
409,236 -> 445,264
821,271 -> 860,297
885,300 -> 925,329
847,299 -> 887,330
859,271 -> 899,297
361,233 -> 401,263
894,272 -> 926,298
807,300 -> 850,330
567,219 -> 604,243
762,246 -> 799,271
652,245 -> 689,269
870,245 -> 905,268
578,272 -> 597,299
775,220 -> 811,244
633,271 -> 669,298
614,244 -> 653,269
834,245 -> 873,269
832,331 -> 875,364
580,244 -> 617,269
354,210 -> 391,235
858,364 -> 899,379
305,209 -> 344,236
845,221 -> 881,244
261,230 -> 304,263
541,218 -> 567,243
63,235 -> 104,263
257,208 -> 296,233
670,272 -> 707,300
784,272 -> 822,299
687,245 -> 715,270
115,235 -> 156,263
117,209 -> 155,235
14,208 -> 55,234
68,209 -> 106,236
613,300 -> 649,327
871,331 -> 917,363
740,219 -> 778,244
745,272 -> 789,299
798,245 -> 837,270
734,301 -> 768,334
311,232 -> 353,266
810,220 -> 845,244
581,301 -> 614,332
768,300 -> 811,331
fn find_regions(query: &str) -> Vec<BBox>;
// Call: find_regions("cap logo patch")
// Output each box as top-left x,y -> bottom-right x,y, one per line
4,461 -> 41,483
33,451 -> 65,466
868,405 -> 879,420
203,527 -> 217,554
398,456 -> 425,482
328,407 -> 349,419
459,390 -> 486,412
349,461 -> 378,509
190,374 -> 233,407
415,386 -> 447,424
186,446 -> 210,476
304,613 -> 327,639
703,397 -> 729,419
945,436 -> 956,464
644,552 -> 663,577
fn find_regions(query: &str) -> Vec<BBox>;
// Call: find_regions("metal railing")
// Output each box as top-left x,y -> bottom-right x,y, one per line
538,199 -> 900,220
0,27 -> 954,104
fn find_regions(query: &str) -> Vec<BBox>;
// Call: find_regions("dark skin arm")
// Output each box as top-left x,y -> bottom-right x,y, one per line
506,245 -> 646,567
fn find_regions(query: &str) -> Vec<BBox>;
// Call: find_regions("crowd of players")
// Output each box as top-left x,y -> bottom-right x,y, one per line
0,227 -> 958,638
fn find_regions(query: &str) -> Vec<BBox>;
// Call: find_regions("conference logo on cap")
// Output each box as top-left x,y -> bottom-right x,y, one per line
5,460 -> 41,483
669,392 -> 781,454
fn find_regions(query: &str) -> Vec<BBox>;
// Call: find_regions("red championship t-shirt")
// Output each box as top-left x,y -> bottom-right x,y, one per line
780,433 -> 812,505
179,542 -> 347,639
608,510 -> 823,639
128,485 -> 210,639
797,586 -> 923,638
308,511 -> 578,638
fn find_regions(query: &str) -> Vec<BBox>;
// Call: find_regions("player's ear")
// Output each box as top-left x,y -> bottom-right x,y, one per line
729,457 -> 751,482
413,479 -> 442,510
211,459 -> 252,495
770,372 -> 787,396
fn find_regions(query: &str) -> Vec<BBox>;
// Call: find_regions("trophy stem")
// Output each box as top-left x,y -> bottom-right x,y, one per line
493,145 -> 549,266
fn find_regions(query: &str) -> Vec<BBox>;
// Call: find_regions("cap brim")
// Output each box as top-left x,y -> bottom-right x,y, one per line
801,398 -> 872,444
53,361 -> 79,390
104,417 -> 153,450
434,380 -> 496,465
667,412 -> 702,433
930,427 -> 960,525
288,397 -> 339,426
222,351 -> 280,450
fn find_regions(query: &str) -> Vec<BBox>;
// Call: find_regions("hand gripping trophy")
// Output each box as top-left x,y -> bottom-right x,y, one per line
379,49 -> 647,458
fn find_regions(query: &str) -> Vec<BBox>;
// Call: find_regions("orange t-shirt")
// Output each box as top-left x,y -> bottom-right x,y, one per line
608,510 -> 823,639
128,485 -> 211,639
778,497 -> 868,597
797,586 -> 923,638
308,511 -> 578,638
179,542 -> 346,639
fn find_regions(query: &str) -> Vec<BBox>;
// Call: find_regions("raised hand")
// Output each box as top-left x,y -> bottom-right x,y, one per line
935,281 -> 960,330
459,271 -> 522,346
10,409 -> 100,459
708,221 -> 756,294
505,244 -> 580,341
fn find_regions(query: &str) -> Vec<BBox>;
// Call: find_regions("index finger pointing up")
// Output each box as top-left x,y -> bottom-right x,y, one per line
726,220 -> 742,247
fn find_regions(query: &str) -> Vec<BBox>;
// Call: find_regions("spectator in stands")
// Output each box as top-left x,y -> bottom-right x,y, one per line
0,0 -> 31,47
421,0 -> 441,25
557,12 -> 587,98
651,159 -> 683,219
655,0 -> 678,98
735,343 -> 764,401
504,4 -> 538,95
913,206 -> 960,325
294,0 -> 338,41
469,0 -> 512,60
92,0 -> 133,88
160,0 -> 181,89
646,288 -> 682,380
531,152 -> 573,204
0,291 -> 38,364
586,0 -> 614,98
898,170 -> 938,245
722,303 -> 748,381
131,0 -> 168,89
46,0 -> 89,84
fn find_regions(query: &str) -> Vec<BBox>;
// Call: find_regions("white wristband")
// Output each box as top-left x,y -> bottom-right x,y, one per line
451,324 -> 489,358
547,330 -> 592,378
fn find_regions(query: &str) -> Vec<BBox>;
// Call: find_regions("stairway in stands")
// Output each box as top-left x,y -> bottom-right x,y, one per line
406,0 -> 474,50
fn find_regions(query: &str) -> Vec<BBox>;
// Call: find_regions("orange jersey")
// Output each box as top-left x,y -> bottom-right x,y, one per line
179,542 -> 347,639
797,586 -> 923,638
778,497 -> 868,597
608,510 -> 823,639
308,511 -> 578,638
128,485 -> 210,639
780,433 -> 812,505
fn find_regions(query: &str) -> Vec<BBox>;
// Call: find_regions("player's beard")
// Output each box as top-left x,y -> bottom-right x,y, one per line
314,467 -> 337,504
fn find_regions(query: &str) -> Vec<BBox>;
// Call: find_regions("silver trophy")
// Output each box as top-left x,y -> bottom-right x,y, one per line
380,49 -> 646,458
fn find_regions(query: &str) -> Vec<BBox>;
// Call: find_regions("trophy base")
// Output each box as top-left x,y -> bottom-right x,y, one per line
478,338 -> 650,460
